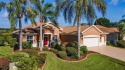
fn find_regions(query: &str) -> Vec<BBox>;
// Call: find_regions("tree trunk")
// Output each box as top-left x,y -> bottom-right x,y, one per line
77,16 -> 81,58
19,18 -> 22,51
40,24 -> 43,51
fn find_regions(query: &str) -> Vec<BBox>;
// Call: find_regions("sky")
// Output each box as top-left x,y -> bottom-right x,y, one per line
0,0 -> 125,28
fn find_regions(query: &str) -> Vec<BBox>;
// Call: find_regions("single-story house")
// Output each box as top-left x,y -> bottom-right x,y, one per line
13,22 -> 119,47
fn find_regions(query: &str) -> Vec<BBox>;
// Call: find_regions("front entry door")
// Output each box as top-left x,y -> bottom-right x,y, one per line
44,34 -> 51,46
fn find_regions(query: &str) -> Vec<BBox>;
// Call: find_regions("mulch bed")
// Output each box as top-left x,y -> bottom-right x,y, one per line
14,48 -> 98,61
65,51 -> 98,61
14,48 -> 40,53
55,51 -> 98,61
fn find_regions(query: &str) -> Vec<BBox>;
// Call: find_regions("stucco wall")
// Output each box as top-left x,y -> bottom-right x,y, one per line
83,27 -> 101,36
82,27 -> 101,43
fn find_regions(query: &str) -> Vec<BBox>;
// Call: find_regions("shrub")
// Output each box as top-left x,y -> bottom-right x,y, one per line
7,53 -> 29,62
0,37 -> 4,46
66,47 -> 77,56
58,51 -> 67,59
22,42 -> 32,49
25,50 -> 38,57
0,58 -> 9,70
80,46 -> 88,54
1,33 -> 10,41
116,40 -> 125,48
16,52 -> 47,70
51,42 -> 58,49
107,41 -> 111,46
38,53 -> 47,63
71,55 -> 78,59
43,47 -> 49,51
66,41 -> 78,49
8,38 -> 17,47
50,48 -> 58,54
16,58 -> 38,70
60,45 -> 66,51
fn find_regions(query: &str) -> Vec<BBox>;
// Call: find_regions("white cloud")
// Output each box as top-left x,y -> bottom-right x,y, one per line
2,11 -> 9,18
110,0 -> 119,5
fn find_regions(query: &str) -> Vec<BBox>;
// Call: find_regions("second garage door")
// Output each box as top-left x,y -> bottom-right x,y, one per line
83,37 -> 99,47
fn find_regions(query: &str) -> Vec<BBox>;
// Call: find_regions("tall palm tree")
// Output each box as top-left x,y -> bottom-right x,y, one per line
56,0 -> 107,58
30,0 -> 58,25
0,0 -> 38,51
30,0 -> 58,51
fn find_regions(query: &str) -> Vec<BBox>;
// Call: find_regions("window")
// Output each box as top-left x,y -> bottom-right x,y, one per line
54,35 -> 58,42
27,35 -> 33,44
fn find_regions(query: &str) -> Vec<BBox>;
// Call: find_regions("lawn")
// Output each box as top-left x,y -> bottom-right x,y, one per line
44,52 -> 125,70
0,46 -> 28,58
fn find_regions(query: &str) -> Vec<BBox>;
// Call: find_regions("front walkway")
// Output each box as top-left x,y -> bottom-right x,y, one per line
88,46 -> 125,62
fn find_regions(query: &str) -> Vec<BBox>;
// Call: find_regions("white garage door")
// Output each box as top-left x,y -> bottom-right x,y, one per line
84,37 -> 99,47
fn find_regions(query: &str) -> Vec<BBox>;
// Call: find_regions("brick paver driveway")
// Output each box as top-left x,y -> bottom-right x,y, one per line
88,46 -> 125,62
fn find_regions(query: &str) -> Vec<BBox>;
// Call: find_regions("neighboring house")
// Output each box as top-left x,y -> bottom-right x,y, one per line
13,22 -> 119,47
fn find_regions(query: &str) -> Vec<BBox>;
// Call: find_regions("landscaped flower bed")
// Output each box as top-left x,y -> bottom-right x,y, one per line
47,41 -> 98,61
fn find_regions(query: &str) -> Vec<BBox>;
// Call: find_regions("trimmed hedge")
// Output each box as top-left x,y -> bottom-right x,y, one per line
116,40 -> 125,48
51,42 -> 58,49
66,47 -> 77,56
0,58 -> 9,70
50,48 -> 58,54
66,41 -> 78,49
80,46 -> 88,54
58,51 -> 67,59
60,45 -> 66,51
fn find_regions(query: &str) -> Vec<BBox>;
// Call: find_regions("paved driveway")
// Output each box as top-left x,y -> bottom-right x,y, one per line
88,46 -> 125,62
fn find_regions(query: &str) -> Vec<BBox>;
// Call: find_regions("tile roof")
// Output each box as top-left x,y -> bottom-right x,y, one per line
13,22 -> 119,35
61,25 -> 119,35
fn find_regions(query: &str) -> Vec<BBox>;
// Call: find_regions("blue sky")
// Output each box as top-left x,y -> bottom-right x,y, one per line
0,0 -> 125,28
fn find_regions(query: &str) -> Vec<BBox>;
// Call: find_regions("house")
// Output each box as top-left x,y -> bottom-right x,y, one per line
13,22 -> 119,47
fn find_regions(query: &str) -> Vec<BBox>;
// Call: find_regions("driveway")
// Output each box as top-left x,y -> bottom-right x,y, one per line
88,46 -> 125,62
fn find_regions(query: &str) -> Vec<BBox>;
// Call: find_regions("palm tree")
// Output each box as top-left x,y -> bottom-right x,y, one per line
30,0 -> 58,23
0,0 -> 38,51
30,0 -> 58,51
56,0 -> 107,58
117,21 -> 125,40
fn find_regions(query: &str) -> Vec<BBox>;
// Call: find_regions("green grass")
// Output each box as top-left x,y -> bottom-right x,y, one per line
0,46 -> 27,58
44,52 -> 125,70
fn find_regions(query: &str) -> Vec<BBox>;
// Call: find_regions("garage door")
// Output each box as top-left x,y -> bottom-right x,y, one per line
83,37 -> 99,47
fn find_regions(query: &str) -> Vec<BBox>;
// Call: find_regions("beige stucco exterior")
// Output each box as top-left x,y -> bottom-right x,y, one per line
13,23 -> 118,47
82,26 -> 107,45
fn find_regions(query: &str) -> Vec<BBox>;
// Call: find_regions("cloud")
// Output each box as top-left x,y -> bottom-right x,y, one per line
2,11 -> 9,18
110,0 -> 119,5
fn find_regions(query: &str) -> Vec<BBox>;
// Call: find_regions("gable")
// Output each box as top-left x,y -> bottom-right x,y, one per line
83,26 -> 101,36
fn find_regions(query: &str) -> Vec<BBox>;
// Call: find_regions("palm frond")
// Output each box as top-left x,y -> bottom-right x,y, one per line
0,2 -> 6,11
